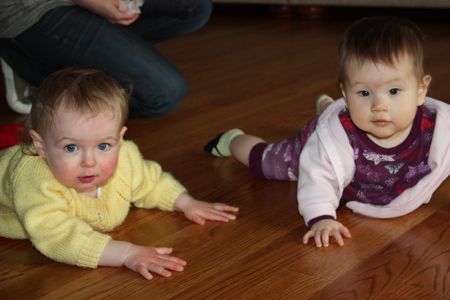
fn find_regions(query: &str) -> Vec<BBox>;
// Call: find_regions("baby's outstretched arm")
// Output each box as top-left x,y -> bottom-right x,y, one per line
303,219 -> 352,247
99,240 -> 187,280
174,192 -> 239,225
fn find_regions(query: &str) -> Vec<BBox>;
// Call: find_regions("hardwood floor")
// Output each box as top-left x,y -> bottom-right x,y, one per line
1,6 -> 449,299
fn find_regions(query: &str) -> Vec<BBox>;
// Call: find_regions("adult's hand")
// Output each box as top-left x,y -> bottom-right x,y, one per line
73,0 -> 140,25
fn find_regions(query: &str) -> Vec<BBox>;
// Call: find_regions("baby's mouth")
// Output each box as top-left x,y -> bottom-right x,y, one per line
372,119 -> 390,126
79,175 -> 96,184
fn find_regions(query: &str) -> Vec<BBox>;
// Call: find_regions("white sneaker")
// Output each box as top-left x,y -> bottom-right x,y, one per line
1,59 -> 33,114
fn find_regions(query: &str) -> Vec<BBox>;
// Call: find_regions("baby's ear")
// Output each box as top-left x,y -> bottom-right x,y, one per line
29,129 -> 46,158
339,83 -> 347,99
418,75 -> 432,105
120,126 -> 127,141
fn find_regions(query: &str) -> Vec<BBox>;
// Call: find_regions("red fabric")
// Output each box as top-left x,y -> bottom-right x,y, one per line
0,124 -> 23,149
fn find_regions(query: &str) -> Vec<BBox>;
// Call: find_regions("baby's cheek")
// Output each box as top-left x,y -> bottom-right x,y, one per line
354,116 -> 366,127
101,158 -> 119,179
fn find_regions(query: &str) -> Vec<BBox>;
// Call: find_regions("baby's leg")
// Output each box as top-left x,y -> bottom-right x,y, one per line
230,134 -> 264,166
204,129 -> 305,181
204,129 -> 246,157
204,96 -> 325,180
204,129 -> 263,165
252,111 -> 321,180
248,135 -> 302,181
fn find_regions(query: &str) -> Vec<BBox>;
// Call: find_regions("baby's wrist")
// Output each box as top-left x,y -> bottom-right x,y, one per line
307,215 -> 335,228
173,192 -> 191,212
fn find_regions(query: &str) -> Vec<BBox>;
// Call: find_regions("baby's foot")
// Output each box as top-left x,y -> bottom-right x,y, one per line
204,129 -> 244,157
316,94 -> 334,115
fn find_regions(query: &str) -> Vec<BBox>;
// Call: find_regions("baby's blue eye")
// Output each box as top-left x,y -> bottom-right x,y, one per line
64,144 -> 78,152
98,143 -> 110,151
358,90 -> 370,97
389,88 -> 400,95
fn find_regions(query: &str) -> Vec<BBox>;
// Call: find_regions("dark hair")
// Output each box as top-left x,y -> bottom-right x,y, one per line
338,16 -> 426,87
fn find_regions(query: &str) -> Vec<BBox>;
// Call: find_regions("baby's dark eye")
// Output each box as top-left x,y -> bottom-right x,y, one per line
64,144 -> 78,152
98,143 -> 111,151
357,90 -> 370,97
389,88 -> 400,95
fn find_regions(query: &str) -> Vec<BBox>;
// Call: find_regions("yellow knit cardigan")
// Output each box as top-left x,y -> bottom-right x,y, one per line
0,141 -> 186,268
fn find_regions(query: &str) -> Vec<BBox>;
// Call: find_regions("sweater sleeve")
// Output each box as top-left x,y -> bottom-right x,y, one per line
12,160 -> 111,268
121,141 -> 187,211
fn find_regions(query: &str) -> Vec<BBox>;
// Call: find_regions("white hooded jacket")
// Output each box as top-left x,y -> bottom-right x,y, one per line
298,97 -> 450,225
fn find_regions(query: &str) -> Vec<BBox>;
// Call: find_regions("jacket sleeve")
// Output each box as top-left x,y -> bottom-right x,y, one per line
122,141 -> 187,211
297,132 -> 341,225
12,168 -> 111,268
297,99 -> 355,225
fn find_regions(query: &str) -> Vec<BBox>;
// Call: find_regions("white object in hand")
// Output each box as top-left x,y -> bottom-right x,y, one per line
119,0 -> 144,14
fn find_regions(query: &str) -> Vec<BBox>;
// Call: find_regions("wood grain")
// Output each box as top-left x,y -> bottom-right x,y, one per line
1,6 -> 449,299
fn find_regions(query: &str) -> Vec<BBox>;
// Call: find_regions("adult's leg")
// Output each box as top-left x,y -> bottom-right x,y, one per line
130,0 -> 212,43
0,40 -> 48,87
0,4 -> 212,116
121,0 -> 213,114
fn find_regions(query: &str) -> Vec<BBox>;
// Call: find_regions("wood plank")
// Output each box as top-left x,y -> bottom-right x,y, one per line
308,212 -> 450,300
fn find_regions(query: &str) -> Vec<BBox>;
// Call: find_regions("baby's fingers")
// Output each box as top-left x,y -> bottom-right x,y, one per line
154,247 -> 173,255
137,263 -> 154,280
154,258 -> 185,273
190,214 -> 207,225
321,230 -> 331,247
144,262 -> 173,278
137,258 -> 185,280
314,231 -> 324,247
331,230 -> 345,246
212,203 -> 240,213
341,225 -> 352,239
193,212 -> 227,224
302,230 -> 314,245
157,254 -> 187,267
206,209 -> 238,222
196,204 -> 238,223
331,225 -> 352,246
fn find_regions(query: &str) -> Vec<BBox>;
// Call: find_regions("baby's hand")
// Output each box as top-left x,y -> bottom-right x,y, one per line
123,246 -> 186,280
303,219 -> 352,247
174,193 -> 239,225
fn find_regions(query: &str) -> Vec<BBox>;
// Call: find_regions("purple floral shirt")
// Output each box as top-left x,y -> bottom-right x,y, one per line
341,106 -> 436,205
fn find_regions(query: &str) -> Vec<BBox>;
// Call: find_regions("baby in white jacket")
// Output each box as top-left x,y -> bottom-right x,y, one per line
204,16 -> 450,248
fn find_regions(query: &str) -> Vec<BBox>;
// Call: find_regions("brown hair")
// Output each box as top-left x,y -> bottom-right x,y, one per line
26,68 -> 128,142
338,16 -> 426,87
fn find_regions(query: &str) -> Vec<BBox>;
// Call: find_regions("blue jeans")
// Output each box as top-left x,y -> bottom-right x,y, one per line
0,0 -> 212,117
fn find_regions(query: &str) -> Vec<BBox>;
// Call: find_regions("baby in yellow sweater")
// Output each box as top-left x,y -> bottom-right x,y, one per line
0,68 -> 238,280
